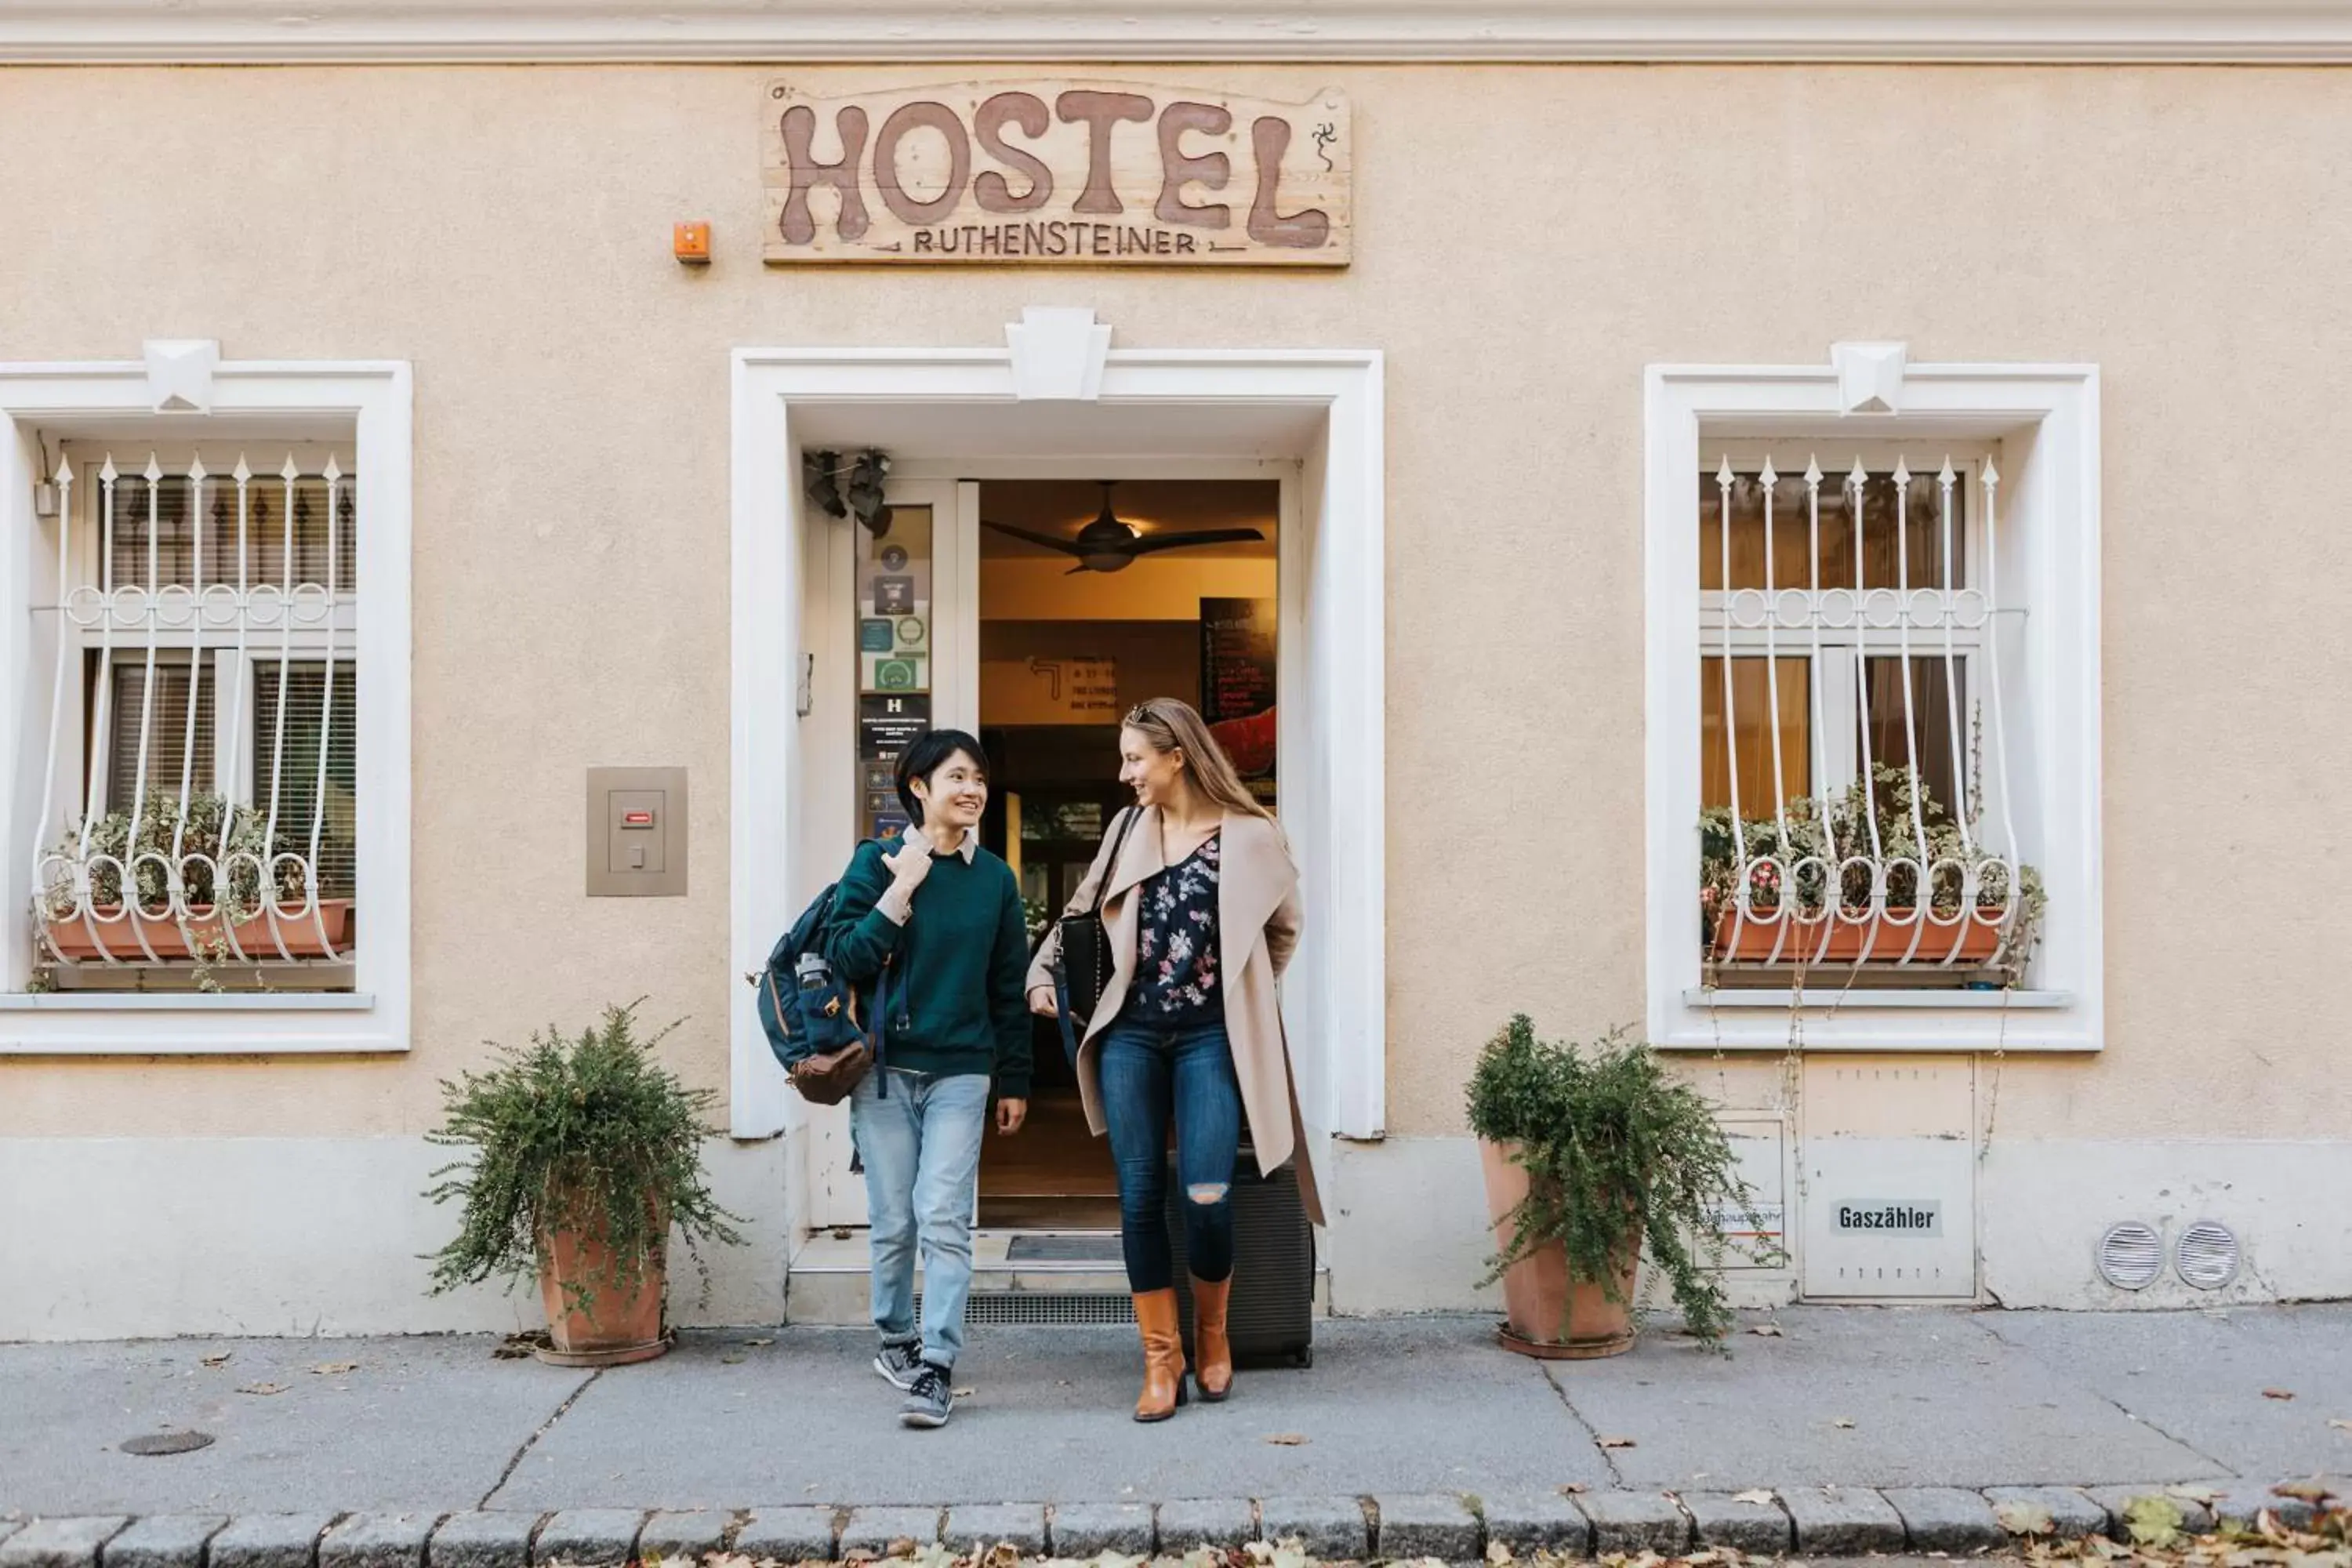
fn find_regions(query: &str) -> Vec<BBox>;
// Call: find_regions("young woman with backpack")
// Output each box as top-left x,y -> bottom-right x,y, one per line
1027,697 -> 1315,1422
821,728 -> 1031,1429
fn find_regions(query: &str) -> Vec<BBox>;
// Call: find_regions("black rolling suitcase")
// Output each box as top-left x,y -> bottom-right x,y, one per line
1166,1146 -> 1316,1370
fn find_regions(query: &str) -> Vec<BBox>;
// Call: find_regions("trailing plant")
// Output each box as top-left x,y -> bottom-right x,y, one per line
423,1001 -> 746,1313
1466,1015 -> 1776,1345
1698,762 -> 2045,978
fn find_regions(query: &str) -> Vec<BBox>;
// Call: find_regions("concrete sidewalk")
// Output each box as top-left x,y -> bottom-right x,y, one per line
5,1306 -> 2348,1560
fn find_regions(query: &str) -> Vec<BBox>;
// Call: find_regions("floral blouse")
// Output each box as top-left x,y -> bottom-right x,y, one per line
1124,831 -> 1222,1025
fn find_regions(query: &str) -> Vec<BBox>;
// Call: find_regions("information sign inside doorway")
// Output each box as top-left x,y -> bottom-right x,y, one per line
763,79 -> 1352,267
858,693 -> 931,839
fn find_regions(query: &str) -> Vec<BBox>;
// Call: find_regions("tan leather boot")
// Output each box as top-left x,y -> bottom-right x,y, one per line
1190,1276 -> 1233,1401
1131,1289 -> 1188,1422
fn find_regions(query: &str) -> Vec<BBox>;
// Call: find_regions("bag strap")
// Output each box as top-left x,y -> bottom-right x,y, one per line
1087,807 -> 1143,917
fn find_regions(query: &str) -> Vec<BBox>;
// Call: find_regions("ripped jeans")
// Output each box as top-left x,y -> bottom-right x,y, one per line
1097,1015 -> 1242,1293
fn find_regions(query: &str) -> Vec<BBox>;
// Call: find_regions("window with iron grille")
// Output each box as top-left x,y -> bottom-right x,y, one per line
1643,355 -> 2103,1054
1697,445 -> 2032,986
30,448 -> 358,989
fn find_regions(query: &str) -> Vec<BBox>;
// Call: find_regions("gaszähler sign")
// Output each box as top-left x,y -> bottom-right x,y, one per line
762,80 -> 1351,266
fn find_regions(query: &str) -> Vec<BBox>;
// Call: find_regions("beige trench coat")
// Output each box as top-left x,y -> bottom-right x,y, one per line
1027,805 -> 1320,1224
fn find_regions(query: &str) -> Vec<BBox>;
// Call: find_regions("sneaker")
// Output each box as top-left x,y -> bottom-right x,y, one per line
873,1339 -> 926,1392
898,1363 -> 955,1428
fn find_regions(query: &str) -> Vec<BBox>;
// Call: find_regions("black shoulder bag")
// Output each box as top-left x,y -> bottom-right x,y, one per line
1051,806 -> 1142,1065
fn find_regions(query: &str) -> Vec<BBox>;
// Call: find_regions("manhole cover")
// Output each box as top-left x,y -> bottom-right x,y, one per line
121,1431 -> 213,1457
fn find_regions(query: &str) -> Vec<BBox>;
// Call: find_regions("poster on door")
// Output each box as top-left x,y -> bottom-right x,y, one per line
1200,597 -> 1276,804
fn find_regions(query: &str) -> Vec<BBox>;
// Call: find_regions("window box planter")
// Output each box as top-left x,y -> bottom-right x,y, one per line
44,899 -> 354,962
1708,906 -> 2003,967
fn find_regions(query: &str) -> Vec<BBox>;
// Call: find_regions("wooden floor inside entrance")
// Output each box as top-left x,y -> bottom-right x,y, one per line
978,1082 -> 1120,1229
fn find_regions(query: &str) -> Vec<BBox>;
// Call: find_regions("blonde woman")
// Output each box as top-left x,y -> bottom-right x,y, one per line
1026,697 -> 1315,1421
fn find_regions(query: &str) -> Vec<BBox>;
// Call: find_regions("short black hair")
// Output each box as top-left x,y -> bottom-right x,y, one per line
895,728 -> 989,826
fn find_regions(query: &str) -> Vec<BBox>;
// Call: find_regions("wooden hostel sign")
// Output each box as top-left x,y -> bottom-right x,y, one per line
762,79 -> 1351,267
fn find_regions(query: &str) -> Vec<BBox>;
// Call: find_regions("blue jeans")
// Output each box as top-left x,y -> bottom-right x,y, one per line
1098,1016 -> 1243,1293
851,1066 -> 989,1370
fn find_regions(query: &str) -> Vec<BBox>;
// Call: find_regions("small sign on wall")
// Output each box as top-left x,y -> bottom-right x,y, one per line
763,79 -> 1351,267
982,657 -> 1119,724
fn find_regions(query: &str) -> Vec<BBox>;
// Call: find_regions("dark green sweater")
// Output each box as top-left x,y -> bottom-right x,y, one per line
818,836 -> 1033,1099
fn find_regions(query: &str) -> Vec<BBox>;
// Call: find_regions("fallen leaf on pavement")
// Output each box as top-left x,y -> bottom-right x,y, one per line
1265,1433 -> 1309,1446
2330,1417 -> 2352,1432
1597,1436 -> 1637,1449
235,1382 -> 287,1396
1485,1544 -> 1514,1565
310,1361 -> 358,1375
1995,1502 -> 2056,1537
1831,1418 -> 1857,1429
1748,1323 -> 1784,1337
2164,1485 -> 2223,1505
741,1338 -> 775,1347
2271,1479 -> 2336,1503
2263,1388 -> 2296,1400
2122,1494 -> 2183,1548
1731,1490 -> 1775,1507
200,1352 -> 230,1367
720,1356 -> 745,1366
953,1387 -> 975,1398
1561,1483 -> 1588,1494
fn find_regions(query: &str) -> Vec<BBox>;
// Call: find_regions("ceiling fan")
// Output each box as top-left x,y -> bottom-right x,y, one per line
981,481 -> 1265,573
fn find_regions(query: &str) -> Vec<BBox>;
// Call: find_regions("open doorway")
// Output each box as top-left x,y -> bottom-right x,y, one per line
974,477 -> 1280,1229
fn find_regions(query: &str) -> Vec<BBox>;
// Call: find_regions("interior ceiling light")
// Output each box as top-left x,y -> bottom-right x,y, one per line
2174,1221 -> 2241,1290
2096,1221 -> 2163,1290
981,480 -> 1265,574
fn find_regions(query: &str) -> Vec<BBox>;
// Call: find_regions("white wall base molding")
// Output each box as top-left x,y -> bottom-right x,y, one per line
0,1134 -> 788,1341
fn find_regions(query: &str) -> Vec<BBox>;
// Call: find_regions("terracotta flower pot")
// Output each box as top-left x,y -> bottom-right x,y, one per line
44,899 -> 354,962
1479,1140 -> 1639,1359
535,1206 -> 671,1368
1709,906 -> 2002,966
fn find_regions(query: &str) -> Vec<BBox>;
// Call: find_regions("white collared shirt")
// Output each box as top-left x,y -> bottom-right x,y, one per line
875,822 -> 975,924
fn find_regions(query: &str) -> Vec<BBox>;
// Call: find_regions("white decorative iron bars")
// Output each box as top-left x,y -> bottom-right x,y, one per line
27,451 -> 357,977
1700,452 -> 2038,978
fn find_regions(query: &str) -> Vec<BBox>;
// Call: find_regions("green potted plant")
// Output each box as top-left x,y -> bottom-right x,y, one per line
1467,1016 -> 1773,1358
424,1001 -> 745,1367
37,789 -> 355,987
1700,762 -> 2046,978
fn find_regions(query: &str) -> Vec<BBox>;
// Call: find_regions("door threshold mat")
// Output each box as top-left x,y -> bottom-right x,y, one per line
1006,1232 -> 1125,1264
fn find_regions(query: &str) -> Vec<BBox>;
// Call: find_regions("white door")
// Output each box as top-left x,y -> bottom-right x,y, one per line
798,476 -> 979,1228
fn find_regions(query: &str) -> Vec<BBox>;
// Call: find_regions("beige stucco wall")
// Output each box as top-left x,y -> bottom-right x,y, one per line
3,62 -> 2349,1149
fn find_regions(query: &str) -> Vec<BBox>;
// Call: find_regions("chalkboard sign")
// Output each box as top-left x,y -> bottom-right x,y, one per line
1200,597 -> 1276,800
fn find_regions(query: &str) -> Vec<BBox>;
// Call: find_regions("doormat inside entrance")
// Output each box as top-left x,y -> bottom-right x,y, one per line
1006,1233 -> 1123,1263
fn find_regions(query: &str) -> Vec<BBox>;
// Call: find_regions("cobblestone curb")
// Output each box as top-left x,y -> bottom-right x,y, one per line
1780,1486 -> 1908,1555
7,1480 -> 2336,1565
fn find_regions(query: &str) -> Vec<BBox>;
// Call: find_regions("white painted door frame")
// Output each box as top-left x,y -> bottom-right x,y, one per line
728,341 -> 1386,1228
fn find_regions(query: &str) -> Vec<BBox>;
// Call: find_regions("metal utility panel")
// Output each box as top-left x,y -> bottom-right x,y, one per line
586,767 -> 688,897
1714,1116 -> 1788,1271
1799,1057 -> 1976,1301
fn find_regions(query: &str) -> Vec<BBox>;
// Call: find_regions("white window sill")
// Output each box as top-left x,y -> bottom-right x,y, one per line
1658,986 -> 2095,1052
0,992 -> 401,1054
0,992 -> 376,1011
1682,988 -> 2074,1009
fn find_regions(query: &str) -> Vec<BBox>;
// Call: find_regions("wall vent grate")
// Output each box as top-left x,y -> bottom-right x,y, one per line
2096,1221 -> 2163,1290
2175,1220 -> 2241,1289
914,1291 -> 1135,1327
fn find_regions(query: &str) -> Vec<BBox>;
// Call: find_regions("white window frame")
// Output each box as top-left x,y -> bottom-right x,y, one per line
1644,351 -> 2101,1052
0,355 -> 412,1053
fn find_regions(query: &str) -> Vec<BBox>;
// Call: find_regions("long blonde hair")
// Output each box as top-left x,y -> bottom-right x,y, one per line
1124,696 -> 1275,822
